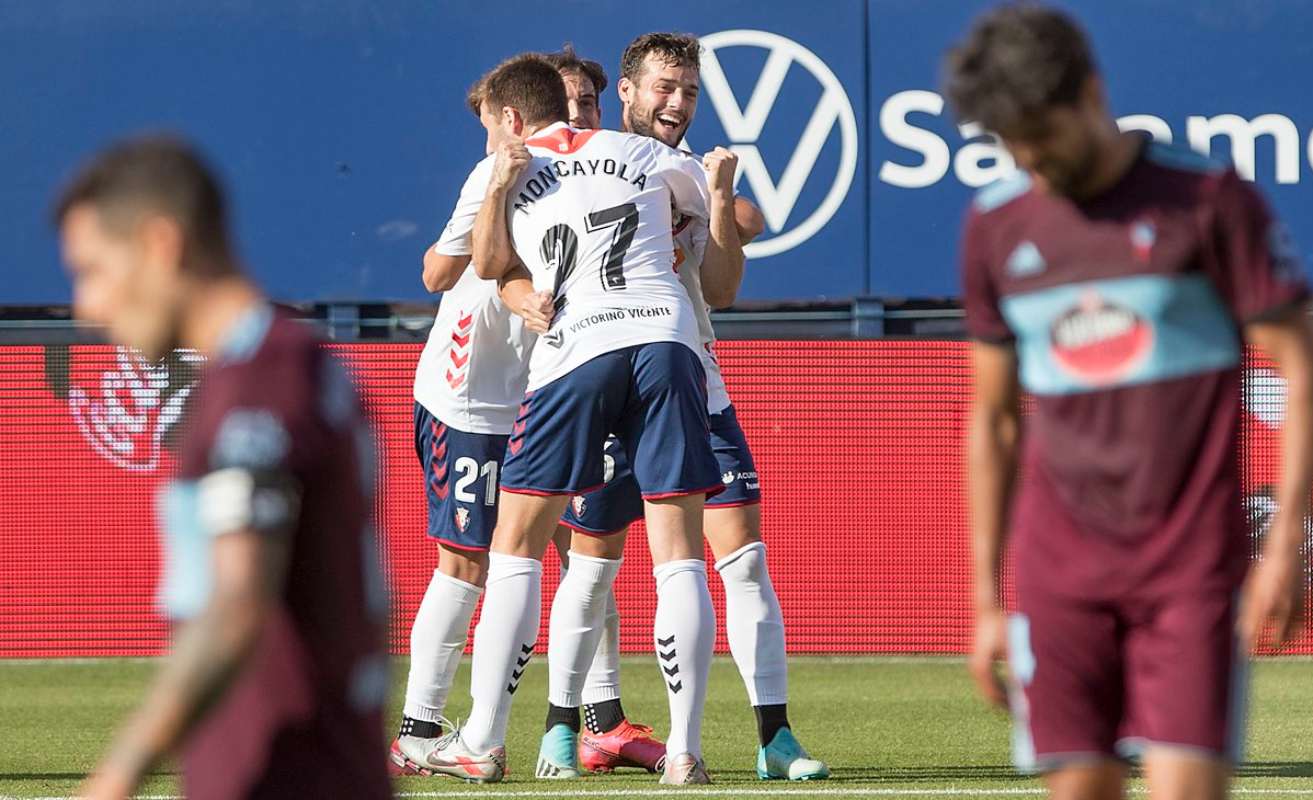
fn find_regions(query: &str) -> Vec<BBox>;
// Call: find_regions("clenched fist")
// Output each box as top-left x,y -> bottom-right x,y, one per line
702,146 -> 739,198
491,140 -> 532,191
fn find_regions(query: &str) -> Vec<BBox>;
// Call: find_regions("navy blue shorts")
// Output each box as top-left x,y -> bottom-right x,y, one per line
561,404 -> 759,534
414,402 -> 506,551
502,343 -> 722,501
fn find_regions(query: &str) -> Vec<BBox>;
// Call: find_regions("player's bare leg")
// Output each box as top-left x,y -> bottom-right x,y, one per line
704,504 -> 828,780
1044,762 -> 1126,800
1142,749 -> 1229,800
392,545 -> 489,776
424,491 -> 568,782
645,494 -> 715,785
538,525 -> 629,778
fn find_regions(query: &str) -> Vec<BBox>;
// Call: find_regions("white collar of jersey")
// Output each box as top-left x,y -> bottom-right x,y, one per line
215,302 -> 274,364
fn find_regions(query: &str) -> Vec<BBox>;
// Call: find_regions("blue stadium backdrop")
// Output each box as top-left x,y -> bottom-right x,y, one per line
4,0 -> 1311,304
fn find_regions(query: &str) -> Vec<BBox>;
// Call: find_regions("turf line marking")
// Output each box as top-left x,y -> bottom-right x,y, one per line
12,789 -> 1313,800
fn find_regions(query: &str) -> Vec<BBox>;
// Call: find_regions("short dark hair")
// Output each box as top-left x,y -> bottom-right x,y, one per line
466,78 -> 485,118
543,43 -> 608,95
481,54 -> 568,128
942,3 -> 1096,135
620,32 -> 701,83
53,135 -> 232,265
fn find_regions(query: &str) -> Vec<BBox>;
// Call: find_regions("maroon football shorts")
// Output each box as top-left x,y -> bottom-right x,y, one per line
1007,585 -> 1246,772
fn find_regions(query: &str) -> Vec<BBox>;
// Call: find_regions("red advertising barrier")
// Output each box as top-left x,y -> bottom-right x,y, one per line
0,341 -> 1301,657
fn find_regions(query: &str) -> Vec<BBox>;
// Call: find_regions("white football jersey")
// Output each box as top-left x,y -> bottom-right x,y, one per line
413,155 -> 535,435
492,123 -> 711,391
671,215 -> 732,415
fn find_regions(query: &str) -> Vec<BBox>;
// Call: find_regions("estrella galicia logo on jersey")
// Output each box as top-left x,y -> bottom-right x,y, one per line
454,506 -> 470,533
698,30 -> 858,259
571,495 -> 586,517
1050,290 -> 1154,385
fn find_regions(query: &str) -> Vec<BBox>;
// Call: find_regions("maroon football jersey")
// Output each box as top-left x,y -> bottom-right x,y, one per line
962,139 -> 1307,600
159,306 -> 390,800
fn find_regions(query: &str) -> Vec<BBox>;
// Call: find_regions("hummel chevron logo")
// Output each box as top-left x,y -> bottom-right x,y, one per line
451,331 -> 471,348
656,635 -> 681,692
445,369 -> 465,390
507,644 -> 534,695
457,312 -> 473,330
449,349 -> 469,369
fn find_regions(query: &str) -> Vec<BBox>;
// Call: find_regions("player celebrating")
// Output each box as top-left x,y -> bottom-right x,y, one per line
389,74 -> 538,775
947,6 -> 1313,800
530,33 -> 828,782
58,137 -> 391,800
423,53 -> 723,785
391,49 -> 655,778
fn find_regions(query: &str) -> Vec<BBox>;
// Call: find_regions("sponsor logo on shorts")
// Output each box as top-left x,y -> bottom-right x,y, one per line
454,507 -> 470,532
722,470 -> 759,489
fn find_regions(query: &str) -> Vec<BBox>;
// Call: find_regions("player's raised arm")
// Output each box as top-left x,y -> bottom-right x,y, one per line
424,155 -> 494,293
422,246 -> 471,293
472,139 -> 530,281
698,147 -> 745,309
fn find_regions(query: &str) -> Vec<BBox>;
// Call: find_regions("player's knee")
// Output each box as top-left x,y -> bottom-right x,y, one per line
705,507 -> 762,562
570,529 -> 628,560
438,545 -> 489,587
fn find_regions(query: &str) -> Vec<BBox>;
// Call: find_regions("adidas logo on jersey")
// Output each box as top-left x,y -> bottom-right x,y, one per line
1006,241 -> 1046,276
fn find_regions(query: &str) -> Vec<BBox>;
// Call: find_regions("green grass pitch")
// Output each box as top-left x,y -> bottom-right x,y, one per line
3,656 -> 1313,798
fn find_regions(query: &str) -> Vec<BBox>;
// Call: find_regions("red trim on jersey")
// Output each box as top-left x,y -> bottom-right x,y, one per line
502,482 -> 605,497
434,537 -> 490,553
558,520 -> 630,537
642,483 -> 727,501
525,127 -> 599,155
705,499 -> 762,509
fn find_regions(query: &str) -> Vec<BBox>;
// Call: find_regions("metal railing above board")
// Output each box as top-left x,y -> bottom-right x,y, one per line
0,298 -> 967,345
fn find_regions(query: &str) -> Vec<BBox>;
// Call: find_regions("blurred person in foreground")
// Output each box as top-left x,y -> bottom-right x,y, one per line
946,5 -> 1313,799
57,136 -> 391,800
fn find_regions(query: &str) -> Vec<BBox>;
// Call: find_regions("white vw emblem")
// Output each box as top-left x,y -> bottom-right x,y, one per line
698,29 -> 859,258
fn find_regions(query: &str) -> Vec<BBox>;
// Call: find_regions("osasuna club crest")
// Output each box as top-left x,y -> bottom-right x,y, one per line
454,507 -> 471,532
571,495 -> 587,517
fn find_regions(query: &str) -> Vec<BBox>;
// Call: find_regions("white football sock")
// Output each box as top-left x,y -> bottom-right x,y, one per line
582,586 -> 622,704
715,541 -> 788,706
549,552 -> 622,707
402,569 -> 483,723
463,552 -> 541,753
653,558 -> 714,760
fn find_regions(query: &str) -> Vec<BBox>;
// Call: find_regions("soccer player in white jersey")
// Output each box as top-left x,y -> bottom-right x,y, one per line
388,76 -> 538,777
531,33 -> 829,782
390,56 -> 653,778
424,53 -> 724,785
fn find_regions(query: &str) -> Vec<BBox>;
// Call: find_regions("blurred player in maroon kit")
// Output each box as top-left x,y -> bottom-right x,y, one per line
56,137 -> 391,800
946,5 -> 1313,800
